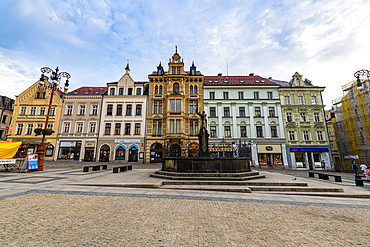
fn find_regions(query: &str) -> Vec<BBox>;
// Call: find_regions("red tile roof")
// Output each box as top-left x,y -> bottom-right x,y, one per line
204,75 -> 276,86
67,87 -> 108,95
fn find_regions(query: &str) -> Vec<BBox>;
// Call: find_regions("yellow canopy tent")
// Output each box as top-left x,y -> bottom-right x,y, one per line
0,141 -> 22,159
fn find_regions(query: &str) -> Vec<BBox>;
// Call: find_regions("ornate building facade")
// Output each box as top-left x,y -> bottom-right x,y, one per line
0,95 -> 15,141
272,72 -> 332,170
7,77 -> 63,160
145,49 -> 203,163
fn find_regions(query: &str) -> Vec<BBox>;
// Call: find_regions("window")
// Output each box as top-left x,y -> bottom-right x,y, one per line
159,86 -> 162,94
240,126 -> 247,137
303,131 -> 310,141
128,88 -> 133,95
126,105 -> 132,115
153,121 -> 162,135
210,107 -> 216,117
35,92 -> 45,99
136,88 -> 142,95
254,92 -> 259,99
154,102 -> 162,114
298,96 -> 304,105
173,83 -> 179,94
37,124 -> 43,129
271,126 -> 277,137
154,102 -> 158,114
300,112 -> 306,122
224,107 -> 230,117
170,100 -> 181,112
26,124 -> 33,135
172,68 -> 176,74
105,123 -> 111,135
135,123 -> 141,135
47,123 -> 53,130
16,124 -> 23,135
296,79 -> 300,86
107,105 -> 113,115
76,123 -> 83,133
30,107 -> 36,115
2,115 -> 7,124
158,102 -> 162,114
224,126 -> 231,137
110,88 -> 115,95
119,88 -> 124,95
284,96 -> 290,105
239,107 -> 245,117
317,131 -> 324,141
79,105 -> 85,115
170,120 -> 174,133
255,107 -> 261,117
223,92 -> 229,100
176,99 -> 181,112
64,123 -> 70,133
177,68 -> 180,74
289,131 -> 295,141
155,86 -> 158,94
267,92 -> 273,99
136,105 -> 142,115
67,105 -> 73,115
238,92 -> 244,99
115,123 -> 121,135
190,101 -> 197,114
210,126 -> 217,137
39,107 -> 46,116
190,86 -> 193,94
287,112 -> 293,122
92,105 -> 98,115
190,121 -> 199,135
314,113 -> 320,122
20,107 -> 27,115
90,123 -> 96,132
50,107 -> 55,116
311,96 -> 317,105
176,119 -> 181,133
210,92 -> 215,100
256,126 -> 263,137
194,86 -> 198,94
268,107 -> 275,117
125,123 -> 131,135
116,105 -> 122,116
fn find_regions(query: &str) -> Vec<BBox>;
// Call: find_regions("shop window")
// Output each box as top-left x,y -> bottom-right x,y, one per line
45,144 -> 54,157
116,146 -> 125,160
273,154 -> 282,165
2,115 -> 7,124
258,154 -> 268,165
295,153 -> 305,168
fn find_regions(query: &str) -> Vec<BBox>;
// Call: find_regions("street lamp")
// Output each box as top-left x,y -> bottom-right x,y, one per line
354,69 -> 370,91
37,66 -> 71,171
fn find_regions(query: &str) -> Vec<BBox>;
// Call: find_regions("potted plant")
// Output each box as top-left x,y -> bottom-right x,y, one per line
41,128 -> 55,135
34,128 -> 43,135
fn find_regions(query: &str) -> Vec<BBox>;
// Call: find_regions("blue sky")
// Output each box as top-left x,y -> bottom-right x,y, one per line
1,0 -> 370,108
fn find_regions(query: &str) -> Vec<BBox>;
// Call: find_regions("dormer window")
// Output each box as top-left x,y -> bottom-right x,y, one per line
158,70 -> 162,75
296,79 -> 300,86
110,88 -> 115,95
128,88 -> 133,95
119,88 -> 124,95
175,59 -> 178,63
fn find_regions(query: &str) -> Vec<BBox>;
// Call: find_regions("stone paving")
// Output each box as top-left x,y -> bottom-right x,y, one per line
0,166 -> 370,246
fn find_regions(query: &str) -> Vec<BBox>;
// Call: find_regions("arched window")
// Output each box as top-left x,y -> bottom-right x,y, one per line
190,86 -> 193,94
194,86 -> 198,94
173,83 -> 179,94
155,86 -> 158,94
159,86 -> 162,94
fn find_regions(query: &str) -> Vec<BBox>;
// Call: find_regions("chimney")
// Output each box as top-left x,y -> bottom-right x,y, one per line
249,73 -> 254,76
268,77 -> 272,79
218,73 -> 222,76
64,87 -> 68,94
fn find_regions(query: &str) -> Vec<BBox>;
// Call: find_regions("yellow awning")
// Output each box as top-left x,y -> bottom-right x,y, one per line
0,141 -> 22,159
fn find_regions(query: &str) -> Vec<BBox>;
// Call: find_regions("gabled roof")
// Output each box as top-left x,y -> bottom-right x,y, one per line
67,87 -> 108,95
204,75 -> 276,86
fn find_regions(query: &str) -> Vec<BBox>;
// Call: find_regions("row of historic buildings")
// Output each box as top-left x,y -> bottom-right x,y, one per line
5,50 -> 333,170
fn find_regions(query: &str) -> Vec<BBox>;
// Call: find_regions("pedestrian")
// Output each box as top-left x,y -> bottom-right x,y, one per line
351,161 -> 359,176
321,160 -> 326,171
364,167 -> 370,181
360,162 -> 367,174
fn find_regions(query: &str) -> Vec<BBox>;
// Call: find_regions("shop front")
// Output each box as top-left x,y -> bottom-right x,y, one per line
113,139 -> 143,163
58,141 -> 82,160
289,147 -> 331,170
12,138 -> 56,160
84,141 -> 95,162
257,144 -> 283,167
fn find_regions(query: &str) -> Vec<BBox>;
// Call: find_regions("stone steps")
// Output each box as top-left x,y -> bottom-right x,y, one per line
161,180 -> 308,187
248,186 -> 344,192
154,170 -> 260,177
160,185 -> 251,193
150,173 -> 266,181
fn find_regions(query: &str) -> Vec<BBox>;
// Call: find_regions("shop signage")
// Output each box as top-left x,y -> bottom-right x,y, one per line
115,139 -> 140,143
257,144 -> 281,153
60,141 -> 76,147
290,148 -> 329,153
85,141 -> 95,147
344,155 -> 359,159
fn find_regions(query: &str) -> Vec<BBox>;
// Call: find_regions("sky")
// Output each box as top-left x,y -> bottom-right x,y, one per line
1,0 -> 370,109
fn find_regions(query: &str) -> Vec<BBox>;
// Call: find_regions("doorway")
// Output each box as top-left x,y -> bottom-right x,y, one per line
84,148 -> 94,162
99,144 -> 110,162
150,143 -> 163,163
129,146 -> 138,162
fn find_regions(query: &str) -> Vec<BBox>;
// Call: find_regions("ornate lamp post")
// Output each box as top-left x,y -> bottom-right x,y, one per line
354,69 -> 370,91
37,67 -> 71,171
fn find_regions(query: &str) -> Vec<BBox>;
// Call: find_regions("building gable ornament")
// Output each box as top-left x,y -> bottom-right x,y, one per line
286,122 -> 296,128
314,122 -> 325,128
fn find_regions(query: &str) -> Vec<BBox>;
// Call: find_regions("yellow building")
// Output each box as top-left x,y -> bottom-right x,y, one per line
145,49 -> 204,163
7,76 -> 64,160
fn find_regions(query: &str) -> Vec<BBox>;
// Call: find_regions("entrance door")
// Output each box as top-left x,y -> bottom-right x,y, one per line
129,147 -> 138,162
307,153 -> 314,170
99,145 -> 110,162
150,143 -> 163,163
170,144 -> 181,157
84,148 -> 94,162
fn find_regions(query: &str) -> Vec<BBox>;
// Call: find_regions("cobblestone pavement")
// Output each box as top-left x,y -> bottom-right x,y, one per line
0,167 -> 370,246
42,160 -> 162,170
